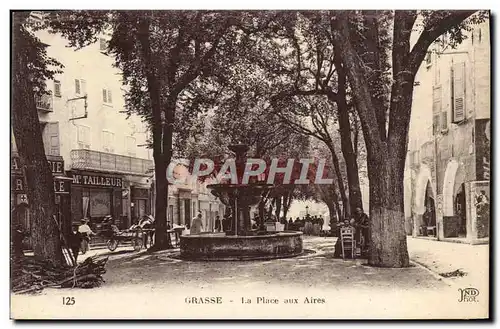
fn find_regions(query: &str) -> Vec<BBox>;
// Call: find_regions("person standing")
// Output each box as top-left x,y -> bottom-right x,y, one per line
78,218 -> 95,254
214,215 -> 221,232
353,208 -> 369,253
190,213 -> 204,235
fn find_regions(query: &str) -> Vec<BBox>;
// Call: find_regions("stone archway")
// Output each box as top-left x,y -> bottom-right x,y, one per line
414,164 -> 436,215
442,160 -> 459,217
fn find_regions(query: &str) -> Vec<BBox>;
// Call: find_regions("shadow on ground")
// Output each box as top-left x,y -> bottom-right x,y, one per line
98,236 -> 446,291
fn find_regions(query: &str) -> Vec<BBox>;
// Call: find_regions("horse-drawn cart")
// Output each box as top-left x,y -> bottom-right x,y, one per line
105,227 -> 145,252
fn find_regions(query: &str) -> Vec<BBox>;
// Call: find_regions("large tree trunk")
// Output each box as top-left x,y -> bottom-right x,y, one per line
282,189 -> 293,220
12,16 -> 62,265
327,202 -> 337,226
137,17 -> 172,250
274,196 -> 282,220
367,151 -> 409,266
329,50 -> 364,214
333,13 -> 410,267
326,143 -> 350,218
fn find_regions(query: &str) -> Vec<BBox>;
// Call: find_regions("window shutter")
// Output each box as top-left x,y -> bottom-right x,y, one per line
107,90 -> 112,103
102,89 -> 108,103
54,80 -> 61,97
40,122 -> 50,155
48,122 -> 60,155
75,79 -> 80,94
452,62 -> 466,123
432,86 -> 441,135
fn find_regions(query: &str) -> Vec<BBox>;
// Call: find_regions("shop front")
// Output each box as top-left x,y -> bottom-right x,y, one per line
131,187 -> 151,224
11,154 -> 72,249
70,171 -> 124,231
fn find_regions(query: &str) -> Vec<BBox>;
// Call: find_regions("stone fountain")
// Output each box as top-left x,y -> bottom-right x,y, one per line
179,144 -> 303,261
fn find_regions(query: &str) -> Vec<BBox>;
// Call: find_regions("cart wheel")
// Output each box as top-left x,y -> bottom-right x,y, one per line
132,238 -> 143,252
107,239 -> 118,251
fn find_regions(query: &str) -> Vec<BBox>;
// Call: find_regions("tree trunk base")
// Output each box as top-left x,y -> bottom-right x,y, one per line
368,207 -> 410,268
148,244 -> 174,252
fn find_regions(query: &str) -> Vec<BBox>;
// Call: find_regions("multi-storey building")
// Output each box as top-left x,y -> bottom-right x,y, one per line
404,19 -> 490,244
11,27 -> 155,237
11,21 -> 225,245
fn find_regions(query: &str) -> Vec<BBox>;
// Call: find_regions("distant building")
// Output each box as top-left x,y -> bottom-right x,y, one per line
404,19 -> 490,244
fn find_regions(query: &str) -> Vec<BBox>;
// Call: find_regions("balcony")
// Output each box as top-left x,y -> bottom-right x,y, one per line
71,149 -> 154,176
35,94 -> 53,112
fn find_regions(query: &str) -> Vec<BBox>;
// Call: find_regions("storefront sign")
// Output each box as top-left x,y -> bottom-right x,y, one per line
12,175 -> 70,194
11,175 -> 70,203
475,119 -> 490,181
11,156 -> 64,175
72,173 -> 123,188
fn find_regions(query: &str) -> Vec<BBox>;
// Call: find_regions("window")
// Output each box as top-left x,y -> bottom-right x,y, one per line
54,80 -> 61,97
126,136 -> 136,156
451,62 -> 466,123
77,125 -> 90,149
102,130 -> 115,152
432,86 -> 441,135
102,88 -> 113,104
440,111 -> 448,132
75,79 -> 86,95
99,38 -> 108,52
432,115 -> 440,136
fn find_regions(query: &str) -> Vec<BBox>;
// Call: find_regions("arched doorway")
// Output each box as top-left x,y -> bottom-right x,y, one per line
455,183 -> 466,236
414,165 -> 437,237
443,160 -> 467,238
422,181 -> 437,237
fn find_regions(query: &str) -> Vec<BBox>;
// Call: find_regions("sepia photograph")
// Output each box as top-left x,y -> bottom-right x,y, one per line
9,8 -> 491,320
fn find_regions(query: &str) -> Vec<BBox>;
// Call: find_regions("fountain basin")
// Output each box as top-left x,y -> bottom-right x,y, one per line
180,231 -> 303,261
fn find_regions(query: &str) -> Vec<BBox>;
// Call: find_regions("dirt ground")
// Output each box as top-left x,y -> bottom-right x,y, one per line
10,236 -> 488,319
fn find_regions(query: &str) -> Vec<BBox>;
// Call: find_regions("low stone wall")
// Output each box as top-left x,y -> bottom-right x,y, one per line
180,231 -> 303,261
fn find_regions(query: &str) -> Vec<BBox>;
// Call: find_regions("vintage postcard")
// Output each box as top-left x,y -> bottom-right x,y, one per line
10,9 -> 490,319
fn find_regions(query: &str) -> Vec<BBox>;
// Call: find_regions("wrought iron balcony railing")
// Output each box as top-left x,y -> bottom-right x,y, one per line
71,149 -> 154,176
35,93 -> 53,112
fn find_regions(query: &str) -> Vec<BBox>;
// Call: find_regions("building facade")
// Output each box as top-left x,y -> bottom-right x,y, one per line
11,27 -> 155,240
11,22 -> 225,245
404,19 -> 490,244
159,173 -> 225,231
